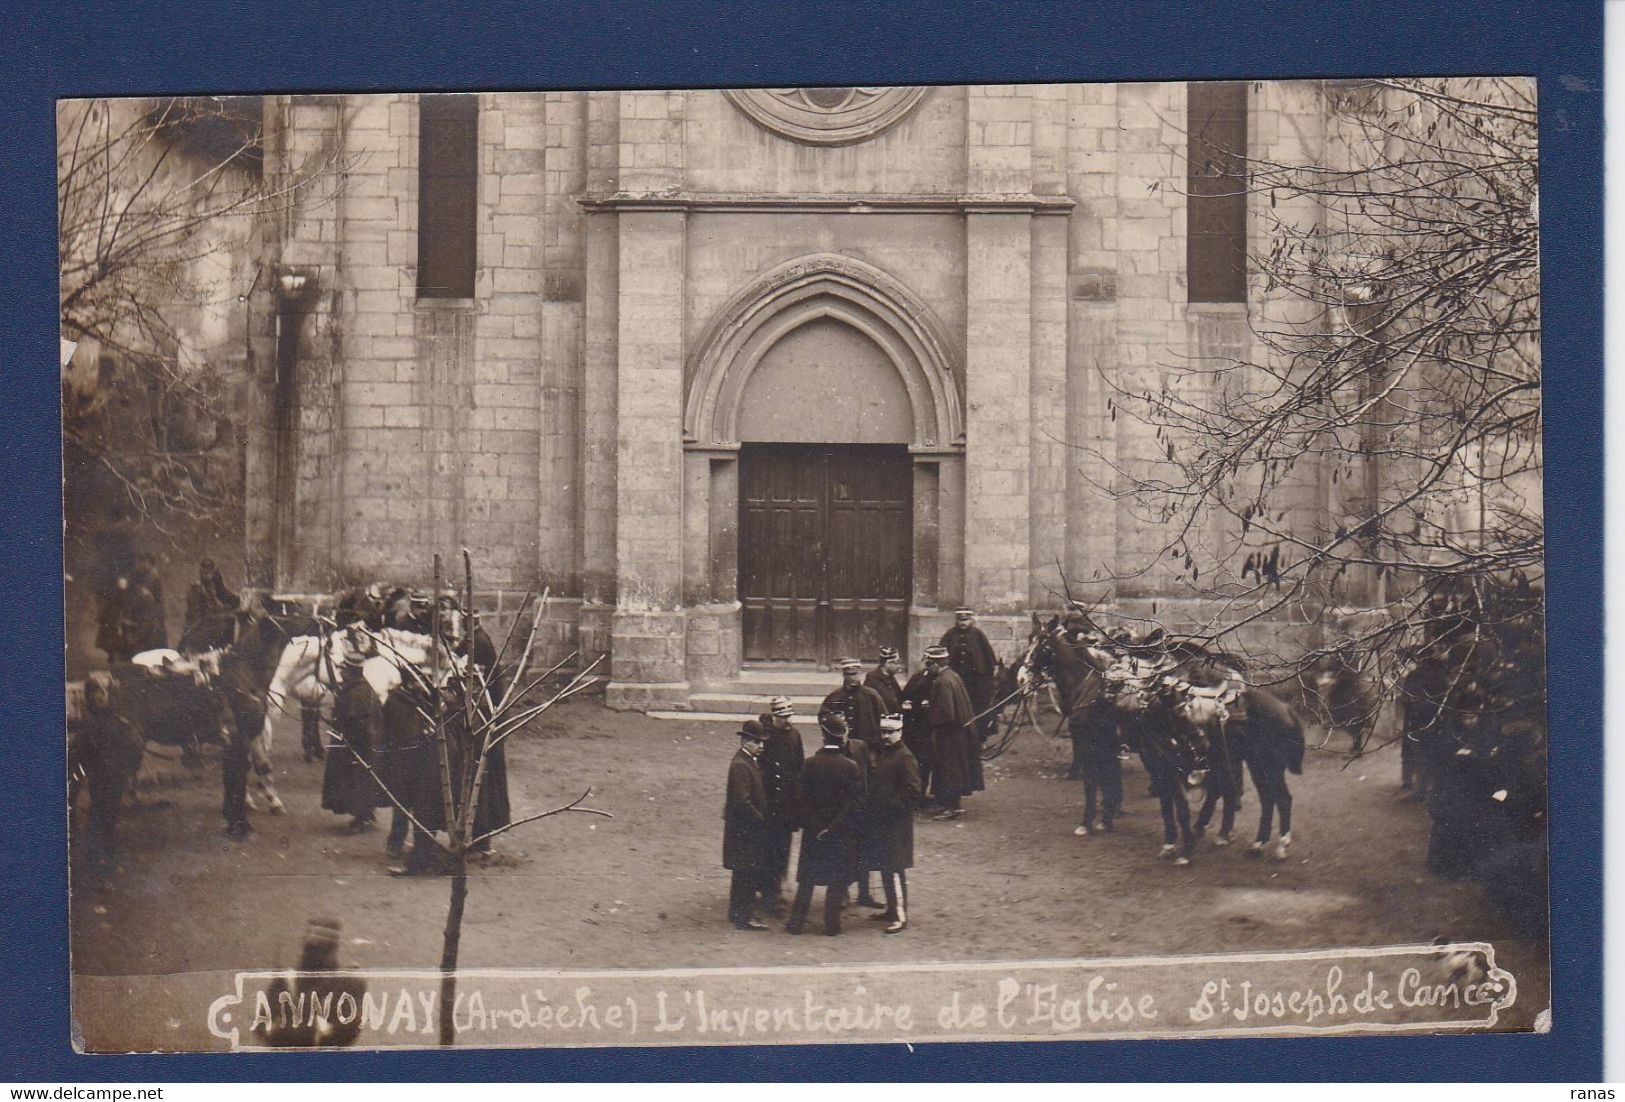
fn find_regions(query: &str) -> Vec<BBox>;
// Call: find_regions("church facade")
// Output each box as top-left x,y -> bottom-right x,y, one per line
246,82 -> 1346,708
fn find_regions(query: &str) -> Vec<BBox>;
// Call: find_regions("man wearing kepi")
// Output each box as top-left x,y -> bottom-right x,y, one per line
923,644 -> 979,820
941,608 -> 996,739
786,712 -> 863,936
822,657 -> 886,753
865,646 -> 904,714
723,720 -> 773,931
755,696 -> 804,914
864,713 -> 922,933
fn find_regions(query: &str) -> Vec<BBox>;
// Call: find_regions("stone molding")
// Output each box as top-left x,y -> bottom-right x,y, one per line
579,191 -> 1073,215
683,253 -> 966,451
721,87 -> 928,146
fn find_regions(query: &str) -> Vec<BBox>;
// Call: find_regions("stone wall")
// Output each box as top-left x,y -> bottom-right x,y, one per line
240,82 -> 1362,707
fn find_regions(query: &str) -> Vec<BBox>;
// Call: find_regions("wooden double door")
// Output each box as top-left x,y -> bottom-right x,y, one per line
739,444 -> 912,665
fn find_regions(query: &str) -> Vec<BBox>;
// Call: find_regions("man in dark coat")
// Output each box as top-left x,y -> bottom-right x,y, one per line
723,720 -> 773,930
865,647 -> 903,714
459,614 -> 511,854
322,652 -> 385,832
216,595 -> 283,838
941,608 -> 996,739
821,658 -> 886,754
755,695 -> 804,913
786,713 -> 863,936
820,657 -> 888,909
383,674 -> 445,874
183,559 -> 238,639
119,580 -> 167,655
96,577 -> 132,666
899,663 -> 937,804
253,917 -> 369,1048
863,713 -> 921,933
923,645 -> 979,820
71,673 -> 147,872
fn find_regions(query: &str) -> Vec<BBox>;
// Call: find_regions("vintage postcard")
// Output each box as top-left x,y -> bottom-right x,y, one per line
61,78 -> 1547,1051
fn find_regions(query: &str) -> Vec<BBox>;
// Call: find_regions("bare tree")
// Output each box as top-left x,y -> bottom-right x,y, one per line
59,96 -> 343,530
328,552 -> 609,1046
1087,77 -> 1542,732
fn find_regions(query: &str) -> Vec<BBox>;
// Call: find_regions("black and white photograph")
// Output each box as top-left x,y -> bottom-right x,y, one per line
60,77 -> 1548,1051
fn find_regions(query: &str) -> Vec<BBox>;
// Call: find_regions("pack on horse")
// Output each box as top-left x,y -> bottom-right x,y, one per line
1029,616 -> 1305,865
262,622 -> 457,765
1131,636 -> 1305,861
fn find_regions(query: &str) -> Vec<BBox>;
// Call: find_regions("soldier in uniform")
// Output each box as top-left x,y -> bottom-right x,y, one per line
253,917 -> 369,1048
322,651 -> 386,833
821,657 -> 886,754
899,660 -> 937,805
723,720 -> 773,930
755,695 -> 804,914
940,608 -> 996,740
922,645 -> 979,820
822,660 -> 887,908
785,713 -> 863,936
865,646 -> 903,714
863,714 -> 921,933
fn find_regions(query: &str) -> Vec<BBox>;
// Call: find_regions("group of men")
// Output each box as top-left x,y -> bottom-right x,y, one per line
720,610 -> 999,937
312,607 -> 512,876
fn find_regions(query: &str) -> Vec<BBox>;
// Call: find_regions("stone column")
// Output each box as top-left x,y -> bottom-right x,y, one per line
963,209 -> 1032,614
578,92 -> 620,659
963,85 -> 1036,621
605,206 -> 688,709
604,89 -> 689,709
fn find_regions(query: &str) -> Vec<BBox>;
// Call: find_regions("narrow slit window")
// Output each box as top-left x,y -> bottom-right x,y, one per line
417,93 -> 478,299
1186,81 -> 1249,303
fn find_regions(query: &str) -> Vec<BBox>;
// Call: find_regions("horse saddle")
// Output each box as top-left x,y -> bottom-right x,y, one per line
1176,680 -> 1243,728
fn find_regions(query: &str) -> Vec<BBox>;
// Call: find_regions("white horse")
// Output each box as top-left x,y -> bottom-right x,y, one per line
261,626 -> 462,766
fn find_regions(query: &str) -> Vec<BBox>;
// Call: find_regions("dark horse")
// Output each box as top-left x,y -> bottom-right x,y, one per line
1030,619 -> 1305,863
1159,639 -> 1306,860
1028,617 -> 1208,862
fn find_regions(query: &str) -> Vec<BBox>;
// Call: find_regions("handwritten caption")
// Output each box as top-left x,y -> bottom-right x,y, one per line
199,943 -> 1516,1049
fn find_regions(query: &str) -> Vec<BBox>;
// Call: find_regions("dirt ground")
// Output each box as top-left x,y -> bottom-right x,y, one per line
69,692 -> 1549,1034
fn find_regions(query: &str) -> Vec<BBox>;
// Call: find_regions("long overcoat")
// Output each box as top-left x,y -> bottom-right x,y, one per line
861,742 -> 922,871
940,624 -> 996,709
755,712 -> 805,825
821,682 -> 886,751
899,670 -> 937,782
322,674 -> 386,816
381,683 -> 448,830
864,668 -> 903,714
928,667 -> 982,795
722,747 -> 772,872
794,747 -> 862,886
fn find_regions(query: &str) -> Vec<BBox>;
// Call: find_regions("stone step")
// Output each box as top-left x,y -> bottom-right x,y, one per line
731,667 -> 846,697
686,691 -> 827,716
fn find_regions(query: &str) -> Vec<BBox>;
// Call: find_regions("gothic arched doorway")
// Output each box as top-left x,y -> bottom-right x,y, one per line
736,317 -> 914,662
683,253 -> 965,675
